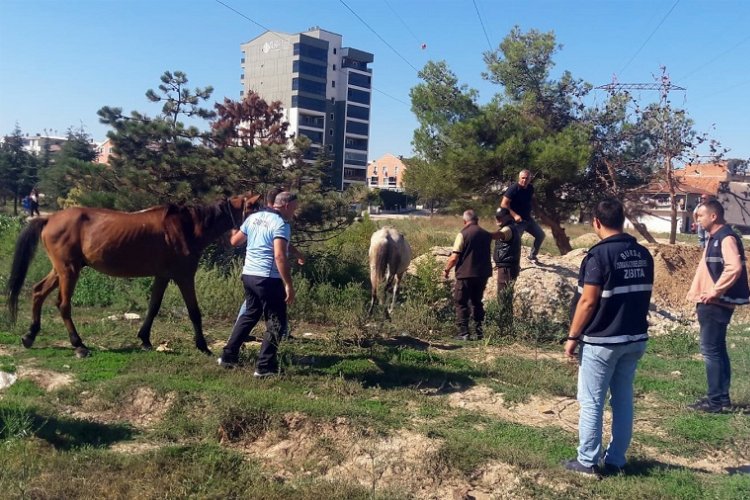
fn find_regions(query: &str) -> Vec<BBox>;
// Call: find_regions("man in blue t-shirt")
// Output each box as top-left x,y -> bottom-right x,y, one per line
218,191 -> 298,377
500,169 -> 545,262
563,199 -> 654,478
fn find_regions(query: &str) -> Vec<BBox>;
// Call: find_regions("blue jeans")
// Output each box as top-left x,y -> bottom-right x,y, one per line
515,218 -> 545,258
577,341 -> 647,468
697,303 -> 734,407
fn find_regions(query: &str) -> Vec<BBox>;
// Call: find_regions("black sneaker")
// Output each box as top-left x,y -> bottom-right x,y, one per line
217,357 -> 239,369
253,369 -> 277,378
601,463 -> 624,476
563,459 -> 601,478
687,399 -> 727,413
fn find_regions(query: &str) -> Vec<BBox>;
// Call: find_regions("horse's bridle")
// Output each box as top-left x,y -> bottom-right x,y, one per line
226,197 -> 249,230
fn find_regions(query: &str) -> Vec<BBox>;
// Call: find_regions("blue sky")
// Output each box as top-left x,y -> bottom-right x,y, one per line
1,0 -> 748,162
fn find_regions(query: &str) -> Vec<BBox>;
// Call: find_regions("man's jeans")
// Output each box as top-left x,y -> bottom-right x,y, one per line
515,218 -> 545,258
577,341 -> 647,468
223,275 -> 288,372
697,225 -> 708,248
697,303 -> 734,407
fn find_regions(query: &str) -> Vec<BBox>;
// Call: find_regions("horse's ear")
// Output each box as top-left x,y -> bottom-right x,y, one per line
246,193 -> 262,207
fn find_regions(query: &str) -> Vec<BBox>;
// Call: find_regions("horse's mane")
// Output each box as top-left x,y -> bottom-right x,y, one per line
162,201 -> 224,256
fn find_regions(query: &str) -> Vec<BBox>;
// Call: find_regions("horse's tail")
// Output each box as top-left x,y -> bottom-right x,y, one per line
371,236 -> 392,292
7,217 -> 47,324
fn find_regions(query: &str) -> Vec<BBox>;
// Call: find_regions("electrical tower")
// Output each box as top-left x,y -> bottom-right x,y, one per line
596,66 -> 685,104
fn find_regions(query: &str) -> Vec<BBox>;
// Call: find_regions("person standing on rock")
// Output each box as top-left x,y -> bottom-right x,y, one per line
563,199 -> 654,477
500,169 -> 545,262
444,210 -> 502,341
687,199 -> 749,413
493,208 -> 521,322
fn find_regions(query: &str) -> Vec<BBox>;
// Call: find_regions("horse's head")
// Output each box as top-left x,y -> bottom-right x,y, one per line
224,192 -> 262,229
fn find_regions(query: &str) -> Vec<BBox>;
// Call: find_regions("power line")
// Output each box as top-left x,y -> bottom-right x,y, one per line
384,0 -> 421,46
619,0 -> 681,76
676,34 -> 750,82
338,0 -> 419,73
215,0 -> 411,108
372,86 -> 410,107
472,0 -> 494,52
214,0 -> 273,33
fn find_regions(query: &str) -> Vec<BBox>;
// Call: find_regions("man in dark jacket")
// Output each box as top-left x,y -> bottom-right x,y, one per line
563,199 -> 654,478
687,199 -> 749,413
444,210 -> 500,341
494,208 -> 521,323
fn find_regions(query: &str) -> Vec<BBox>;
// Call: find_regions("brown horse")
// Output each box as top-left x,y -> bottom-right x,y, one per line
7,193 -> 261,357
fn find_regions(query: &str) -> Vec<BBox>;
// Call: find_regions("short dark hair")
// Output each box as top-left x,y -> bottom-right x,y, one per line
265,187 -> 283,206
702,199 -> 724,219
592,198 -> 625,229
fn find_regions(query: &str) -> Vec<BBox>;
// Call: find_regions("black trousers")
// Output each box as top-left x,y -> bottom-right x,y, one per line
454,277 -> 488,335
222,275 -> 287,371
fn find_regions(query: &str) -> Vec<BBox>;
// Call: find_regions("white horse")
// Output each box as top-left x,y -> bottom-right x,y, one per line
367,227 -> 412,318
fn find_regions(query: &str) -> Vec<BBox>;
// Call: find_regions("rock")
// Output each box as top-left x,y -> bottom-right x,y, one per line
123,313 -> 141,320
0,371 -> 17,390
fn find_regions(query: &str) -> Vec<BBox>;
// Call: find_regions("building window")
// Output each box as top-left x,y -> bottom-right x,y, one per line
328,144 -> 333,152
333,48 -> 337,54
330,113 -> 334,120
383,167 -> 388,177
333,64 -> 336,70
346,104 -> 369,120
347,88 -> 370,105
373,165 -> 377,175
332,81 -> 335,88
329,129 -> 333,136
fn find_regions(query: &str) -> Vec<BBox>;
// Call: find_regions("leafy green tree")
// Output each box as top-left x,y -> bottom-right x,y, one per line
639,102 -> 716,243
39,126 -> 100,208
410,28 -> 591,253
410,61 -> 479,165
93,70 -> 231,209
0,124 -> 37,214
402,157 -> 457,213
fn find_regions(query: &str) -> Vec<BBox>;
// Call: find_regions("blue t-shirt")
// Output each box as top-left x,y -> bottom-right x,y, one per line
240,210 -> 290,278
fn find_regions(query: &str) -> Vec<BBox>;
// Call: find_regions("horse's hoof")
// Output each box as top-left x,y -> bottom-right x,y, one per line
74,346 -> 90,358
21,335 -> 34,349
200,348 -> 213,356
141,343 -> 153,351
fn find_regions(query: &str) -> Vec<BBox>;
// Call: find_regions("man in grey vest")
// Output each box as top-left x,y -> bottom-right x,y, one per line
687,199 -> 749,413
494,208 -> 521,323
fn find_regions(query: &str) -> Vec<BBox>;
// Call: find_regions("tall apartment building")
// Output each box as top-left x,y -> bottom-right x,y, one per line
240,27 -> 373,189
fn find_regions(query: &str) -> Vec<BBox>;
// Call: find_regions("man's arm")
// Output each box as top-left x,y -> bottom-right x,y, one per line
701,236 -> 744,302
500,196 -> 521,222
230,229 -> 247,247
444,232 -> 464,278
444,252 -> 459,278
564,284 -> 601,358
490,226 -> 512,241
274,238 -> 295,304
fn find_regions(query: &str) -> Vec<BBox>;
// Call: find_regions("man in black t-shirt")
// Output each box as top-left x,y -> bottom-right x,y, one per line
501,169 -> 545,262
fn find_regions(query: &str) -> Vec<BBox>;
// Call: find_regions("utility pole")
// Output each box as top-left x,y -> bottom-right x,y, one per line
596,67 -> 687,244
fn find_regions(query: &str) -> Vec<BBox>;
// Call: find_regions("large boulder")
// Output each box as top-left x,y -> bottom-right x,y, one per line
407,237 -> 750,333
